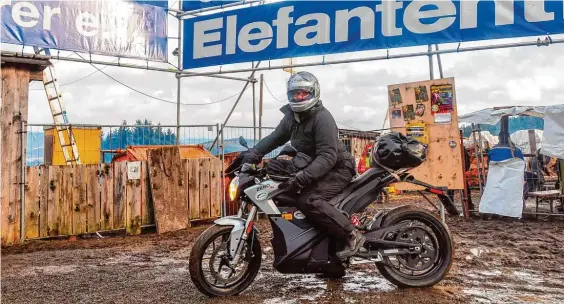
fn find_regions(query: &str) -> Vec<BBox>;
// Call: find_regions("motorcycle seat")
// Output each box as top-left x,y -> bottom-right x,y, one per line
329,167 -> 387,215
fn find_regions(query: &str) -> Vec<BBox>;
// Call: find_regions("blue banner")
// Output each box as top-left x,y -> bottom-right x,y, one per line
131,0 -> 169,9
183,0 -> 564,69
182,0 -> 241,12
1,0 -> 168,61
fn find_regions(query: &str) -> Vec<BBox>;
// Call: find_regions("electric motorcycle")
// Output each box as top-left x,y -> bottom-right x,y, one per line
189,137 -> 454,297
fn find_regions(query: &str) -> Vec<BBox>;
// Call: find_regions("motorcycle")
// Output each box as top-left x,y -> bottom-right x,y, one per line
189,136 -> 454,297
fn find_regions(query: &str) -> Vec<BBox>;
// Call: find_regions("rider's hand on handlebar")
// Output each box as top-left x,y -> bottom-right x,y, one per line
242,149 -> 264,164
278,176 -> 303,193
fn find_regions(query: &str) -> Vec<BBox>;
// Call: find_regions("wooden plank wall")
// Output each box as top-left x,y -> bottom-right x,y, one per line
2,157 -> 223,245
186,158 -> 222,220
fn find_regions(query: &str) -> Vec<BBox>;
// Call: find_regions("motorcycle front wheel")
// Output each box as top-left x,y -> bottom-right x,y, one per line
189,225 -> 262,297
376,206 -> 454,288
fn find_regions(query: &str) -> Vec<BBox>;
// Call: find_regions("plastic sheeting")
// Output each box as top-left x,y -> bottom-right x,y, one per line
511,130 -> 543,154
459,106 -> 547,125
464,131 -> 499,149
540,105 -> 564,159
479,158 -> 525,218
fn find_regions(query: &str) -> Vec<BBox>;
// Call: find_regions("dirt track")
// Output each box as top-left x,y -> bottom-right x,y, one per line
2,197 -> 564,304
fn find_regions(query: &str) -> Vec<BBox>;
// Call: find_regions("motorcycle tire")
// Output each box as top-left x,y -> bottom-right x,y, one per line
189,225 -> 262,297
376,206 -> 454,288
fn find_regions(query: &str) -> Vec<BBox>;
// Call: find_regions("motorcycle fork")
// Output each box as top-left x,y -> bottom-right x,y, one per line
231,205 -> 258,266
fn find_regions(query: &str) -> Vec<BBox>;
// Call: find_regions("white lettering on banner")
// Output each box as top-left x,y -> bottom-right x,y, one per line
2,1 -> 158,41
524,0 -> 554,22
12,1 -> 39,28
226,15 -> 237,54
76,12 -> 99,37
193,18 -> 223,59
191,0 -> 562,60
294,13 -> 331,47
404,1 -> 456,34
375,0 -> 403,37
273,6 -> 294,49
460,0 -> 515,29
43,5 -> 61,31
335,7 -> 375,43
238,21 -> 273,52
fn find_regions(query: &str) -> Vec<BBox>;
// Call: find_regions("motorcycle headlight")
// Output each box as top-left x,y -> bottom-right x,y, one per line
229,176 -> 240,201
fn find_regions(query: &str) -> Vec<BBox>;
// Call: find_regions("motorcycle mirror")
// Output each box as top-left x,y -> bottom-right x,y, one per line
239,136 -> 249,149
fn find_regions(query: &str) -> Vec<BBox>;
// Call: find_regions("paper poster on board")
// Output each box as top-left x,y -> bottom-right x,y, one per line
389,88 -> 403,106
430,84 -> 454,114
415,86 -> 429,103
391,108 -> 402,120
402,105 -> 415,121
415,104 -> 426,117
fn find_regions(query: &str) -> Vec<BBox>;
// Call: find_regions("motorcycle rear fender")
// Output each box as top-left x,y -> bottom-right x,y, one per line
214,216 -> 258,257
367,205 -> 410,231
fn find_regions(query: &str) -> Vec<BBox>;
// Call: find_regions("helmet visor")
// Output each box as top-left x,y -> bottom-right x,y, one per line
287,89 -> 313,103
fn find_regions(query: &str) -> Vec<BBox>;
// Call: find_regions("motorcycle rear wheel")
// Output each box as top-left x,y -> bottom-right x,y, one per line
189,225 -> 262,297
375,206 -> 454,288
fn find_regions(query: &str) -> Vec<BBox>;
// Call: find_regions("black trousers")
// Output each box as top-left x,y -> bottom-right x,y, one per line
295,160 -> 356,239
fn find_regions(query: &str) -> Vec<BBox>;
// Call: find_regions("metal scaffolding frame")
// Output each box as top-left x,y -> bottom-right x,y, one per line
178,36 -> 562,77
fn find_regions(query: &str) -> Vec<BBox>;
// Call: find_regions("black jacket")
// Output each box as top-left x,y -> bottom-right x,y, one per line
254,101 -> 355,186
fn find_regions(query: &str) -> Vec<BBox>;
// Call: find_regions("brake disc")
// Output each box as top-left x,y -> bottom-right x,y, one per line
208,240 -> 250,286
208,241 -> 236,285
393,223 -> 440,271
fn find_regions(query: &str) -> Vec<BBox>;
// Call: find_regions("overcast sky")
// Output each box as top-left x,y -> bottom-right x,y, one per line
4,1 -> 564,133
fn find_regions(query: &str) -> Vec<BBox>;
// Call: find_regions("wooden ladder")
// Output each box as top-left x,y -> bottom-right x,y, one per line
42,64 -> 81,165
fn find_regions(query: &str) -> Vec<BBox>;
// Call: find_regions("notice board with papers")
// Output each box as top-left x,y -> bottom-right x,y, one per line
388,77 -> 464,191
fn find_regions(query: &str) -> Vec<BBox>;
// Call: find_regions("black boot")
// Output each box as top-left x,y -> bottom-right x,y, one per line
336,230 -> 365,260
315,267 -> 346,279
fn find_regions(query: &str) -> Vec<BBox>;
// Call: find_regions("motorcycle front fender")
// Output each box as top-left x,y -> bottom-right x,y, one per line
214,216 -> 247,257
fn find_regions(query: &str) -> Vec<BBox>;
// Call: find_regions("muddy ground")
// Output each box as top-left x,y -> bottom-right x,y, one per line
2,195 -> 564,304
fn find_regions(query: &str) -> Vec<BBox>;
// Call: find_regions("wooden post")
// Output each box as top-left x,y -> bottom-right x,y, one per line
528,129 -> 538,155
1,57 -> 48,245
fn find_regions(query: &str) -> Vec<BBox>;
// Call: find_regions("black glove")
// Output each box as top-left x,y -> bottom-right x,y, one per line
239,148 -> 264,165
278,171 -> 306,193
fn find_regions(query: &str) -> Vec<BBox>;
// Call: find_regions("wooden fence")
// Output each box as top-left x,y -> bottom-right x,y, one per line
1,158 -> 222,245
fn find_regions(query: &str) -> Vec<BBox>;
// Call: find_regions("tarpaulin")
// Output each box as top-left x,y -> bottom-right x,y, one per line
459,106 -> 547,125
511,129 -> 543,154
1,0 -> 168,61
479,158 -> 525,218
540,105 -> 564,159
463,131 -> 499,149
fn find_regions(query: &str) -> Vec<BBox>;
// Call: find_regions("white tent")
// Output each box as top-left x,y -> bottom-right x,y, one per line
459,106 -> 547,125
459,105 -> 564,159
464,131 -> 499,149
510,129 -> 543,154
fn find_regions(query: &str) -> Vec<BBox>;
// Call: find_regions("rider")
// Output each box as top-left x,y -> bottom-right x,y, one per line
241,71 -> 365,260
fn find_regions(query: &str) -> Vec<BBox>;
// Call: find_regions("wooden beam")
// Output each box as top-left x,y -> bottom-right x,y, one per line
1,64 -> 30,245
29,70 -> 44,82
